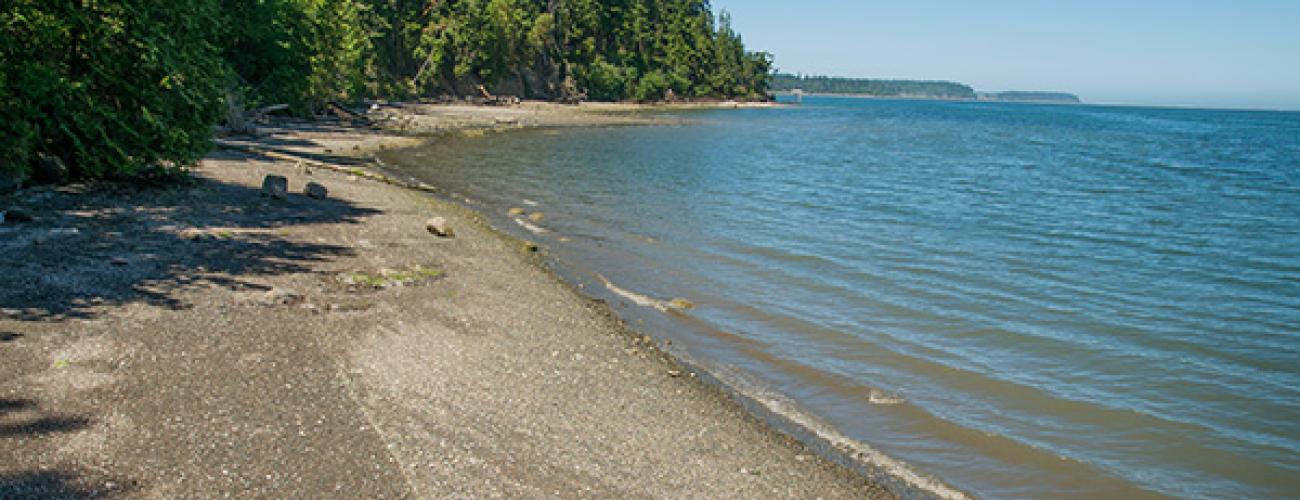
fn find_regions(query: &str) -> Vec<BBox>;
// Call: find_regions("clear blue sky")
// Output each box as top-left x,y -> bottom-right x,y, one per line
711,0 -> 1300,110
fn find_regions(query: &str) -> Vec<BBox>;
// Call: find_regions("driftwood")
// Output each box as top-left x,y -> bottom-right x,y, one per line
247,103 -> 288,122
326,102 -> 374,126
474,85 -> 520,106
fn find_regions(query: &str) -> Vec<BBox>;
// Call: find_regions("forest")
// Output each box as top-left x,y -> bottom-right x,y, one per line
1,0 -> 772,182
770,74 -> 976,99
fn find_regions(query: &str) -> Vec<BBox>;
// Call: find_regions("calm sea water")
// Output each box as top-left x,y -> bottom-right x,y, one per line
382,97 -> 1300,498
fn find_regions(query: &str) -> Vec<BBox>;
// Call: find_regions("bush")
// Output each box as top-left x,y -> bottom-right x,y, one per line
1,0 -> 225,181
583,60 -> 636,101
633,70 -> 670,102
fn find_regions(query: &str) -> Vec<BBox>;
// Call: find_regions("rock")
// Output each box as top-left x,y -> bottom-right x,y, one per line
527,211 -> 545,223
32,153 -> 69,184
1,208 -> 33,224
667,370 -> 682,378
304,181 -> 328,199
668,298 -> 695,310
522,241 -> 539,252
425,217 -> 454,237
261,175 -> 288,199
508,207 -> 526,216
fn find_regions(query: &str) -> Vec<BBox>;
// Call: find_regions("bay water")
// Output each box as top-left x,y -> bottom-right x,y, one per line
381,96 -> 1300,498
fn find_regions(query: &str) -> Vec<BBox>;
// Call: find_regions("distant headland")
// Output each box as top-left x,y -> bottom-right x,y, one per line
771,73 -> 1082,104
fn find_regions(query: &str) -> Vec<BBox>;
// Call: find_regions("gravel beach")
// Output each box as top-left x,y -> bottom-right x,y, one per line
1,102 -> 890,498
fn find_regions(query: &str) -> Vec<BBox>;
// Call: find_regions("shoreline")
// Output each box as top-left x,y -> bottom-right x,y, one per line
1,102 -> 898,498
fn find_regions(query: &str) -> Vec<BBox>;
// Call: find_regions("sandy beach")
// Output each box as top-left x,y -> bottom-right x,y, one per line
0,102 -> 890,498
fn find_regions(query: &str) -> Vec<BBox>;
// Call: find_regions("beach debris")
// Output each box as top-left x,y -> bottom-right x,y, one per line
667,369 -> 682,378
262,287 -> 305,306
110,257 -> 128,266
261,175 -> 289,200
179,228 -> 212,241
522,241 -> 539,252
425,217 -> 454,237
527,211 -> 546,222
668,298 -> 695,310
304,181 -> 329,200
508,207 -> 526,216
337,264 -> 440,289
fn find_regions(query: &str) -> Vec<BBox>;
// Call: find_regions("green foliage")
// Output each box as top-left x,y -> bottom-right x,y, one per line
222,0 -> 380,113
1,0 -> 769,183
1,0 -> 225,181
770,74 -> 976,99
406,1 -> 771,101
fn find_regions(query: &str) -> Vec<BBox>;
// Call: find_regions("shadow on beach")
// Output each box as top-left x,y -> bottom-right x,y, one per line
0,157 -> 380,322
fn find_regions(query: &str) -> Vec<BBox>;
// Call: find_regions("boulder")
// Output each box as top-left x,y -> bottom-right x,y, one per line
304,181 -> 328,199
261,175 -> 288,199
32,153 -> 69,185
425,217 -> 454,237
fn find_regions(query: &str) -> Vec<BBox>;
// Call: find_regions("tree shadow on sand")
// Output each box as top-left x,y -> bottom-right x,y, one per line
0,164 -> 380,322
0,470 -> 135,499
0,399 -> 92,438
0,399 -> 112,499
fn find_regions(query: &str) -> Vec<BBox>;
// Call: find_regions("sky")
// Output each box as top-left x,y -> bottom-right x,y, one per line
710,0 -> 1300,110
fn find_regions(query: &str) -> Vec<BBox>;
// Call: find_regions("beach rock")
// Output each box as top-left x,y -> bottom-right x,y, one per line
522,241 -> 539,252
32,153 -> 69,185
425,217 -> 454,237
304,181 -> 328,199
508,207 -> 526,216
527,211 -> 545,222
261,175 -> 289,199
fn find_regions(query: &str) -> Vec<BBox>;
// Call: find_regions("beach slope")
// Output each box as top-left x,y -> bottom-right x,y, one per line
0,105 -> 887,498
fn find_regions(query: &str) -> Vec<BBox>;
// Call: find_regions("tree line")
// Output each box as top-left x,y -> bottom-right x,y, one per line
770,73 -> 975,99
1,0 -> 772,182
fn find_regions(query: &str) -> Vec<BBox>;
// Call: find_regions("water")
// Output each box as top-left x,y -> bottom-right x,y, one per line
381,97 -> 1300,498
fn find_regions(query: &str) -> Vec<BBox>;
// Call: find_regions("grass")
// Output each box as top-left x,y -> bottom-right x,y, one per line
339,264 -> 441,289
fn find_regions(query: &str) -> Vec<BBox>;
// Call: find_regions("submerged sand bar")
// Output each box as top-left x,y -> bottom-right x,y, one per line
0,102 -> 892,498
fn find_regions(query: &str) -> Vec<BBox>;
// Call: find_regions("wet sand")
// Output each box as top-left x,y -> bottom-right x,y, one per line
0,102 -> 892,498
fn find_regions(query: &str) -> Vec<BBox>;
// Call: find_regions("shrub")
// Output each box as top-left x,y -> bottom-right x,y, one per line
0,0 -> 225,181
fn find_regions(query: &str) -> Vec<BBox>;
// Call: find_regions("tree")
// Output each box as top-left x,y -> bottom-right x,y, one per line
1,0 -> 226,180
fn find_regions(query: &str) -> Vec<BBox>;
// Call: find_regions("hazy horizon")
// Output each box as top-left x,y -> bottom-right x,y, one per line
713,0 -> 1300,111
